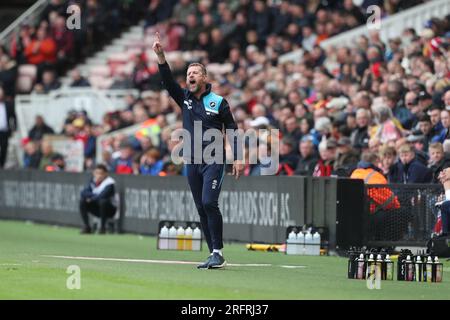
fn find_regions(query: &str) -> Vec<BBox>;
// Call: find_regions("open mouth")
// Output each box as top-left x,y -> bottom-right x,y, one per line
189,79 -> 196,85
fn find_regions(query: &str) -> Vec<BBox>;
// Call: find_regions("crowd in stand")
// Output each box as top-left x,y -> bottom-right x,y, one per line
3,0 -> 450,184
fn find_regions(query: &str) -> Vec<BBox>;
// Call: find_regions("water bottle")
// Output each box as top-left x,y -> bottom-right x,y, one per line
297,231 -> 305,255
405,255 -> 414,281
366,254 -> 375,281
385,254 -> 393,280
434,257 -> 443,282
425,256 -> 433,282
312,232 -> 321,255
415,256 -> 423,282
168,226 -> 177,250
158,225 -> 169,250
184,227 -> 193,250
176,226 -> 185,250
304,232 -> 313,255
192,227 -> 201,251
356,253 -> 365,280
286,230 -> 296,255
375,254 -> 383,281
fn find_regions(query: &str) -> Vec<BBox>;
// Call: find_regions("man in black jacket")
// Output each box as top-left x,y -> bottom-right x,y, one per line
79,164 -> 117,234
388,143 -> 432,183
0,87 -> 16,168
294,137 -> 318,176
350,108 -> 370,152
28,115 -> 55,141
428,142 -> 450,183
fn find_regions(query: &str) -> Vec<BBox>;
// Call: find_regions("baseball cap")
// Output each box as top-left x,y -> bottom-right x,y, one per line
418,91 -> 432,100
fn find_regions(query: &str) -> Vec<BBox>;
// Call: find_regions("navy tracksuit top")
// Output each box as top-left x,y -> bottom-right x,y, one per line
158,62 -> 238,164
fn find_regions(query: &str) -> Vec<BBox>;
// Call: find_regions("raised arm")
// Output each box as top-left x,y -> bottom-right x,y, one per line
153,32 -> 184,108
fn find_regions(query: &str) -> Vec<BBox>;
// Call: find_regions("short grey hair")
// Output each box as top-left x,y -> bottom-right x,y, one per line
314,116 -> 332,132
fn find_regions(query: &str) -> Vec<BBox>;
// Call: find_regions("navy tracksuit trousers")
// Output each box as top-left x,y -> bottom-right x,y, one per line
187,163 -> 225,252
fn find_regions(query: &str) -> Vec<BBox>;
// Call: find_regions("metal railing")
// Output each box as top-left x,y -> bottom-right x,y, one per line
15,88 -> 139,138
0,0 -> 49,49
320,0 -> 450,49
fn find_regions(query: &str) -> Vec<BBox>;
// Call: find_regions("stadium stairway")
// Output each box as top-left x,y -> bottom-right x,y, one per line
59,22 -> 146,89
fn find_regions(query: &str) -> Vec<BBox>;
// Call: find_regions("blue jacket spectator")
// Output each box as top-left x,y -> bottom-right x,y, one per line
388,144 -> 432,183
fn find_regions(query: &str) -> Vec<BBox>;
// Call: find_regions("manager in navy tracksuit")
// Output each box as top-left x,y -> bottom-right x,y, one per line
153,33 -> 244,269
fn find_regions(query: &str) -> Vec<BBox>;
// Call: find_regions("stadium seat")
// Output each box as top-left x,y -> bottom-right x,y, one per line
89,65 -> 111,78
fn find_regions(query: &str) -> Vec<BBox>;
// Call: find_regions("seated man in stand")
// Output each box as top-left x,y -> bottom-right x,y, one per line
79,164 -> 117,234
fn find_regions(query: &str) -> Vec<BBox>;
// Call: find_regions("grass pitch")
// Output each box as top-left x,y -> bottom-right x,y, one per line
0,220 -> 449,300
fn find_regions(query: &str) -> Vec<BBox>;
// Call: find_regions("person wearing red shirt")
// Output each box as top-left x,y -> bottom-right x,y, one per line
24,27 -> 57,66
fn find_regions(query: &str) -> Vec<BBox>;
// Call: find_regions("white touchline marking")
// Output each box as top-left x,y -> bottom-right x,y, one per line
41,255 -> 274,267
0,263 -> 22,266
280,265 -> 306,269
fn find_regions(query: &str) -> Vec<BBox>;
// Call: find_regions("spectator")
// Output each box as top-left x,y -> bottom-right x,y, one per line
433,109 -> 450,142
277,137 -> 299,176
416,113 -> 434,150
139,148 -> 164,176
111,141 -> 134,174
313,138 -> 337,177
38,69 -> 61,93
351,108 -> 370,151
0,87 -> 15,168
407,134 -> 429,166
429,142 -> 450,183
388,143 -> 432,183
144,0 -> 172,28
51,14 -> 74,74
385,80 -> 412,129
418,90 -> 433,112
334,136 -> 360,177
271,0 -> 291,35
428,105 -> 444,141
79,164 -> 118,234
370,105 -> 403,144
294,137 -> 318,176
69,69 -> 90,87
282,116 -> 302,143
23,140 -> 42,169
0,52 -> 18,98
248,0 -> 271,41
45,153 -> 65,172
38,140 -> 56,170
28,115 -> 55,141
172,0 -> 196,25
159,161 -> 182,176
24,26 -> 57,75
378,145 -> 397,177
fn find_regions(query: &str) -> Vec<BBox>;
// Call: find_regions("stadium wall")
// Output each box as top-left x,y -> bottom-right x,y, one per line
0,170 -> 365,250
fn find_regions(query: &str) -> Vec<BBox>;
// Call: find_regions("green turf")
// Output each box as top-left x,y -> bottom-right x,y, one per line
0,219 -> 449,300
